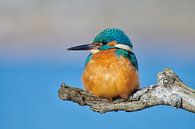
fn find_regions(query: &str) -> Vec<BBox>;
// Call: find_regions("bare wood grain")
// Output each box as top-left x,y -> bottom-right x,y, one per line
58,68 -> 195,113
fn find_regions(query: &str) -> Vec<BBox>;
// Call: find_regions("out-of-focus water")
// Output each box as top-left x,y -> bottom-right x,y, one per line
0,57 -> 194,129
1,0 -> 195,128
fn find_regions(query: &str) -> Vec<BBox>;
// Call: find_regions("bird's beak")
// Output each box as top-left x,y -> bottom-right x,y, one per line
67,43 -> 98,51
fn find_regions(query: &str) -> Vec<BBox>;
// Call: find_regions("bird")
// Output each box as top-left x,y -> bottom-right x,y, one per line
67,28 -> 139,99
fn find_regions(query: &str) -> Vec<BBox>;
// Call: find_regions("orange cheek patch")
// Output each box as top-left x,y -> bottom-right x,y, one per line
107,41 -> 117,46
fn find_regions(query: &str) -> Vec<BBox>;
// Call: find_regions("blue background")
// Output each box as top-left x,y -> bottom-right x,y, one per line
0,0 -> 195,129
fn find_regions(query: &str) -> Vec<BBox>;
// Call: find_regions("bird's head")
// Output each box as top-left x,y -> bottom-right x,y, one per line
67,28 -> 133,53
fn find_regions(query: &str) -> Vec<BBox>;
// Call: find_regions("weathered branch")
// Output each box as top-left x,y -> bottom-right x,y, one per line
58,68 -> 195,113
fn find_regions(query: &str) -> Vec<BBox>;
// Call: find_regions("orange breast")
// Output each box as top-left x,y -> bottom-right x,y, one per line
82,49 -> 139,99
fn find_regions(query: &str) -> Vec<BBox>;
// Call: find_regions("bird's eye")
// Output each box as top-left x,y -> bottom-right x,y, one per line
102,41 -> 107,44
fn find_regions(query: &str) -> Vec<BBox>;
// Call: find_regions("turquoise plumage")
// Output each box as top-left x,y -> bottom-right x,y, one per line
93,28 -> 133,48
87,28 -> 138,69
67,28 -> 139,99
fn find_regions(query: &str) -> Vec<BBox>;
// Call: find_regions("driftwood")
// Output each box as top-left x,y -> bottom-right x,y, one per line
58,68 -> 195,113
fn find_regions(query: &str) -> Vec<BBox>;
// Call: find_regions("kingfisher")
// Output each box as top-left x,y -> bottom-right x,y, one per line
67,28 -> 139,99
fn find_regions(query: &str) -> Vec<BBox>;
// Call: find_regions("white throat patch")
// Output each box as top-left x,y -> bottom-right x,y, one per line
115,44 -> 132,52
91,49 -> 100,54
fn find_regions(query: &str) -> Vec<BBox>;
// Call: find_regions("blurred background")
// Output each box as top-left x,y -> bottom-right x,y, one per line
0,0 -> 195,129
